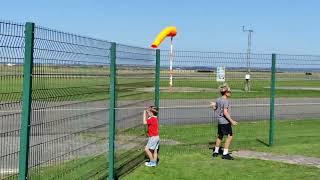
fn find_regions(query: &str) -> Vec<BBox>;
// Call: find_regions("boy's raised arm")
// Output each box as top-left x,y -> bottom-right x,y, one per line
143,110 -> 147,124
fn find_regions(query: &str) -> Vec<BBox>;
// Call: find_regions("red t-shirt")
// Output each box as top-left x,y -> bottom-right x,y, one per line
147,116 -> 158,137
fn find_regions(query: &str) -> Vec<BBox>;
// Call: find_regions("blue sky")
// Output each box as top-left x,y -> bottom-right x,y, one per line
1,0 -> 320,54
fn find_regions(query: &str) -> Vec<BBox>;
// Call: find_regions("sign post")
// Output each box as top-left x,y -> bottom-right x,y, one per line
216,66 -> 226,82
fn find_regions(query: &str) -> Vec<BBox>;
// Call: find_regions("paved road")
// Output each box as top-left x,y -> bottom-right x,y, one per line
159,98 -> 320,124
1,98 -> 320,176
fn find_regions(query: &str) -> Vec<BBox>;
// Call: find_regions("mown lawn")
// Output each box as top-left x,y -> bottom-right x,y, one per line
8,120 -> 319,179
123,146 -> 320,180
1,76 -> 320,102
123,119 -> 320,179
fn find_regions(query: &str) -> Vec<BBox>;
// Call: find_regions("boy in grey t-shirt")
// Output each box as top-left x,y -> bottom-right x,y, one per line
210,84 -> 238,160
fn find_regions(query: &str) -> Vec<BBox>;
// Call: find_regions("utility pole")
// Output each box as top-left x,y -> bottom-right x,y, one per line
242,26 -> 253,92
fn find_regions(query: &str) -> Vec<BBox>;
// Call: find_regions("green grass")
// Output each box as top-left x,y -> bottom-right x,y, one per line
122,120 -> 320,179
0,70 -> 320,101
25,143 -> 145,179
0,77 -> 155,101
12,120 -> 319,180
1,73 -> 320,101
29,154 -> 108,180
125,119 -> 320,157
123,146 -> 320,180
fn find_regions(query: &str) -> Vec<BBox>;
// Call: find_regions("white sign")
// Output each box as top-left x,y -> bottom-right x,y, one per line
216,66 -> 225,82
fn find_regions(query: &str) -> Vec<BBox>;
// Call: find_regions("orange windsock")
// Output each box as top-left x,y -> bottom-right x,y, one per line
151,26 -> 177,48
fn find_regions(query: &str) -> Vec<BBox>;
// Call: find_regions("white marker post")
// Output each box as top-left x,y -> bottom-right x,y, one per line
169,37 -> 174,92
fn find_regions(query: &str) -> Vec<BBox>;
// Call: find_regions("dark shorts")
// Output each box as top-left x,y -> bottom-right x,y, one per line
217,123 -> 233,137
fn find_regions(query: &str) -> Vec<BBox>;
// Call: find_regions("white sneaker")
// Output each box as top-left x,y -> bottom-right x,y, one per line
145,161 -> 156,167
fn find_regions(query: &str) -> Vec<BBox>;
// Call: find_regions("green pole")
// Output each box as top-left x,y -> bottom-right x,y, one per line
155,49 -> 160,109
18,22 -> 35,180
108,42 -> 116,180
269,53 -> 276,146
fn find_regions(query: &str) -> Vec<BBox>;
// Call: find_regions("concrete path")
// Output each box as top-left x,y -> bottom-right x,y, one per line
233,150 -> 320,168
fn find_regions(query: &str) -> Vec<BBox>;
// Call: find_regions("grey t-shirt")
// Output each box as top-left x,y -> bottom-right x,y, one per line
215,97 -> 230,124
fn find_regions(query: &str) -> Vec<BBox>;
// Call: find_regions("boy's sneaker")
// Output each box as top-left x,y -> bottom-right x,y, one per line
212,152 -> 219,157
222,154 -> 234,160
145,161 -> 157,167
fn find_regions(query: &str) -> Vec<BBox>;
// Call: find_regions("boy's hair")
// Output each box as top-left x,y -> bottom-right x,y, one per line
219,83 -> 231,95
147,106 -> 158,116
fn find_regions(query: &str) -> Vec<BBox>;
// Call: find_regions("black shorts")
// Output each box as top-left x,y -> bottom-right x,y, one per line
217,123 -> 233,137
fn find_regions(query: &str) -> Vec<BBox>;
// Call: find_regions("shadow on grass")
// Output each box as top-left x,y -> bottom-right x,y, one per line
209,139 -> 270,149
208,141 -> 215,149
256,138 -> 270,147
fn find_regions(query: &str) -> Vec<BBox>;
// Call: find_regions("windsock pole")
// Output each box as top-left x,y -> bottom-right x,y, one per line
150,26 -> 177,92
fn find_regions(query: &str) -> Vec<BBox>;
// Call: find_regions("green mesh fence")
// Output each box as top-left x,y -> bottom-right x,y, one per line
114,44 -> 156,176
159,50 -> 272,152
0,21 -> 25,179
2,19 -> 320,179
274,54 -> 320,145
0,20 -> 158,180
26,26 -> 111,179
276,54 -> 320,119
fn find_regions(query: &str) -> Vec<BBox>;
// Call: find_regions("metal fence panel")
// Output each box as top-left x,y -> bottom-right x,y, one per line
0,21 -> 25,180
1,18 -> 320,179
275,54 -> 320,119
26,26 -> 111,179
160,50 -> 272,147
114,44 -> 156,177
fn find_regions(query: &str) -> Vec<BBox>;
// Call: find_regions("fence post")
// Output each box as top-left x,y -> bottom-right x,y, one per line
155,49 -> 160,109
18,22 -> 35,180
269,53 -> 276,146
108,42 -> 117,180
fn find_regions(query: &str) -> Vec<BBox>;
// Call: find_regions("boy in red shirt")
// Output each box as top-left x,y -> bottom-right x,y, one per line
143,106 -> 159,167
